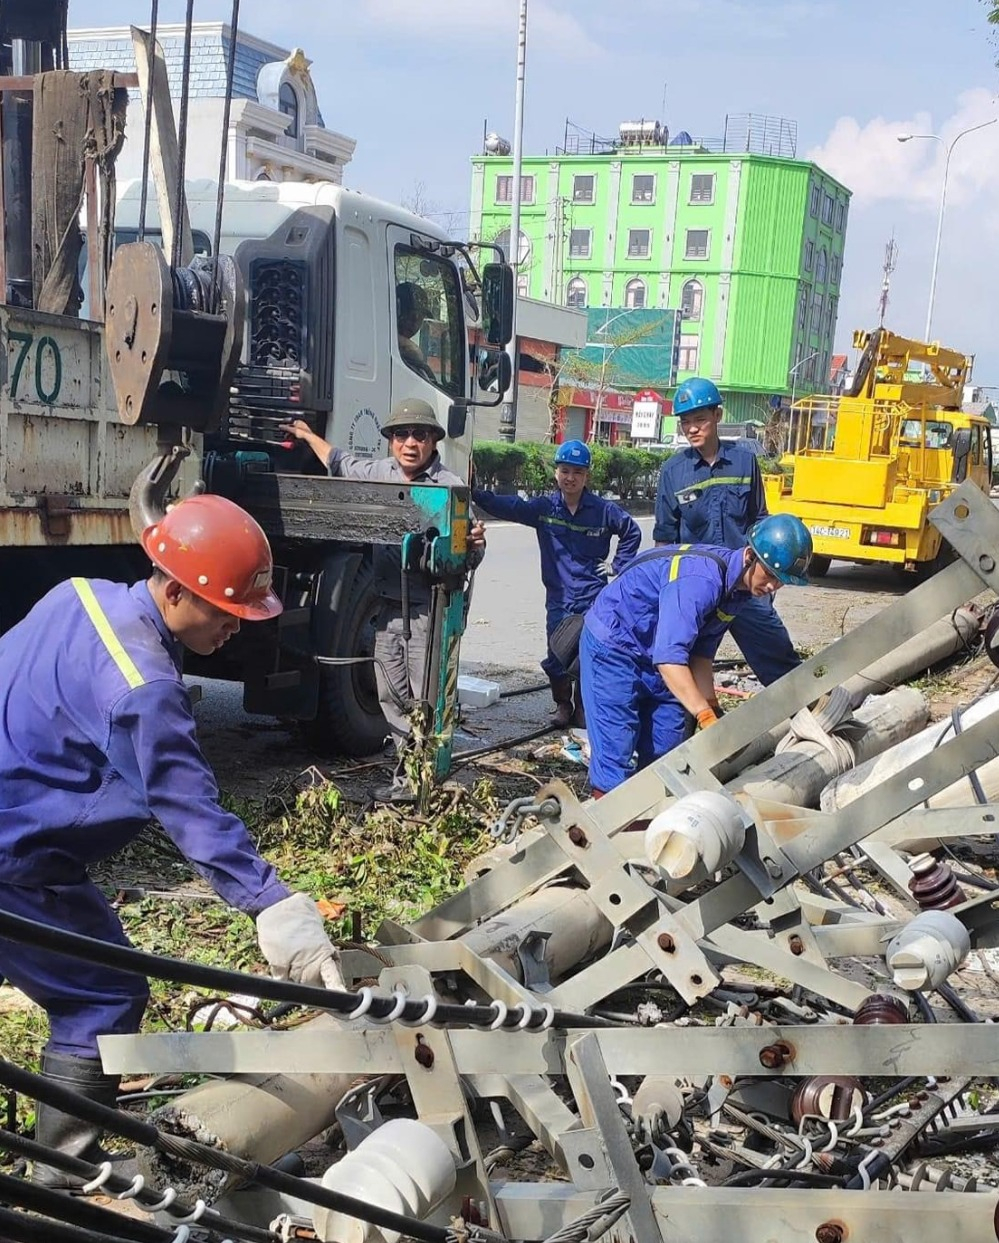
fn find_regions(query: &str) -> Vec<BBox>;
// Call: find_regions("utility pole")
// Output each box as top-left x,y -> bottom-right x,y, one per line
498,0 -> 528,443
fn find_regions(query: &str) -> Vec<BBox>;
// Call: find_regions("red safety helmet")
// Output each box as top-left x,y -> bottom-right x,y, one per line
141,494 -> 283,621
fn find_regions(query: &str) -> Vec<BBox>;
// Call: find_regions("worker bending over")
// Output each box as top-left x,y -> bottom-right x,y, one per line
473,439 -> 641,727
654,377 -> 800,685
580,514 -> 812,794
0,495 -> 344,1187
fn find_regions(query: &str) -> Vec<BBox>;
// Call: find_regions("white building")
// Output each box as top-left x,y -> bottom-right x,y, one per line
68,23 -> 356,185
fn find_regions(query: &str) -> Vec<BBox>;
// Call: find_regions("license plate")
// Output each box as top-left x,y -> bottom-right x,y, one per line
809,525 -> 851,539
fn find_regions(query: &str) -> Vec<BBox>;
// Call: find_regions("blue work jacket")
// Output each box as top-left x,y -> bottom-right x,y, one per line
0,579 -> 288,915
584,545 -> 751,668
471,487 -> 642,611
653,442 -> 766,548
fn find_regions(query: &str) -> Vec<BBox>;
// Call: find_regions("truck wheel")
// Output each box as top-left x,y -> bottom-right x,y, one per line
304,557 -> 388,757
914,539 -> 955,583
808,555 -> 831,578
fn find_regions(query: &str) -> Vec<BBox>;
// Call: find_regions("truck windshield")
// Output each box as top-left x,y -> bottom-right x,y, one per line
394,246 -> 465,399
900,419 -> 953,449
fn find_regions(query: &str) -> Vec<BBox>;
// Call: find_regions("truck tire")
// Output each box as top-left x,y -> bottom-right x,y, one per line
808,555 -> 831,578
914,539 -> 955,583
303,555 -> 388,757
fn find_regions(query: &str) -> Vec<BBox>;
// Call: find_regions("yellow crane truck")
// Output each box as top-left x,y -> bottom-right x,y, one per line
764,328 -> 993,578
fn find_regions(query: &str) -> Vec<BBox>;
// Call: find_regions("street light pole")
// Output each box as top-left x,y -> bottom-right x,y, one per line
897,118 -> 997,343
498,0 -> 528,443
789,349 -> 821,411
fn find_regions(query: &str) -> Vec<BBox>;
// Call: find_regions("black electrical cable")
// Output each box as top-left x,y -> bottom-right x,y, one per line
170,0 -> 196,271
0,1059 -> 446,1243
0,1129 -> 274,1243
210,0 -> 240,313
912,989 -> 937,1023
0,1171 -> 168,1243
498,681 -> 548,699
0,907 -> 612,1032
934,979 -> 979,1023
722,1166 -> 844,1187
0,1204 -> 126,1243
136,0 -> 158,242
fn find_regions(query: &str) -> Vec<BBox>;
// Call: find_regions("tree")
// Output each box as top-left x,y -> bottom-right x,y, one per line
399,179 -> 465,238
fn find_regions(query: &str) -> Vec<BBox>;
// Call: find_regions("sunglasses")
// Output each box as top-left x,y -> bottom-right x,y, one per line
390,427 -> 432,443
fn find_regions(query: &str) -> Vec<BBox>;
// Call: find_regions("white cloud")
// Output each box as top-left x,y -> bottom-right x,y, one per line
807,88 -> 999,212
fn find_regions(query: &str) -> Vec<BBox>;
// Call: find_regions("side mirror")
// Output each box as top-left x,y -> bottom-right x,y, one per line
448,403 -> 468,439
477,349 -> 513,396
482,263 -> 514,346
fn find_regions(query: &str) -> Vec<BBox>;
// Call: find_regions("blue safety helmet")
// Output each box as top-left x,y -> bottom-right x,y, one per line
747,514 -> 813,586
554,439 -> 592,468
674,377 -> 722,417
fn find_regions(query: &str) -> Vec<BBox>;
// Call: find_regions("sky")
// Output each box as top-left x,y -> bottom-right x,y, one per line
73,0 -> 999,385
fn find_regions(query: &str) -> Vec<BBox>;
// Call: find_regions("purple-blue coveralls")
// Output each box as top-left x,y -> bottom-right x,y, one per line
580,546 -> 752,793
471,487 -> 642,678
0,579 -> 289,1058
653,441 -> 799,686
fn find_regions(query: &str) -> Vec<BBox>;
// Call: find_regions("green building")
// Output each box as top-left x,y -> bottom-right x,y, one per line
470,117 -> 851,422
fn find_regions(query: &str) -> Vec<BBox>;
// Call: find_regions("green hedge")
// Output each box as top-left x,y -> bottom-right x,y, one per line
472,441 -> 670,501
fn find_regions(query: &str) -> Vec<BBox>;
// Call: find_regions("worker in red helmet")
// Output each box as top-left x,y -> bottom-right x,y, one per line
0,494 -> 345,1189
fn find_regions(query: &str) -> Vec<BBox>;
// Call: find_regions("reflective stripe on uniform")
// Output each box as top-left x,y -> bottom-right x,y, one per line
679,475 -> 752,496
71,578 -> 146,690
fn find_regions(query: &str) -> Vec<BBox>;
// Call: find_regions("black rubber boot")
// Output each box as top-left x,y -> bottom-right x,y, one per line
31,1051 -> 122,1190
549,675 -> 574,728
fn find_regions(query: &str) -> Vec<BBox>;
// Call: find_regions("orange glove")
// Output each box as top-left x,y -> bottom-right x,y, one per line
696,707 -> 720,731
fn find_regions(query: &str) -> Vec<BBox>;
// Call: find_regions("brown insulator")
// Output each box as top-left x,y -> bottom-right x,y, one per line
852,994 -> 909,1025
791,1076 -> 867,1123
907,853 -> 966,911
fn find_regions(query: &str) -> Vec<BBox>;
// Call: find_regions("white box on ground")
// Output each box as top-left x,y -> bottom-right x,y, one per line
458,675 -> 501,708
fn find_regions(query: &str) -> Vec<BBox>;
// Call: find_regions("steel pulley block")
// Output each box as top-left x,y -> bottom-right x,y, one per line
105,240 -> 245,433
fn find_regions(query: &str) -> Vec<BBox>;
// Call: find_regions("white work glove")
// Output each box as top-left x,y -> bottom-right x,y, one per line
256,892 -> 346,990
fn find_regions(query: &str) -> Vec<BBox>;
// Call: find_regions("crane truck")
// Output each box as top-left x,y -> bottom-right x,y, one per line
764,328 -> 992,578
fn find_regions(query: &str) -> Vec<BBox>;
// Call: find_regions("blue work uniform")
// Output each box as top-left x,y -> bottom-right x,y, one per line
653,442 -> 799,685
0,579 -> 289,1058
471,487 -> 642,678
580,546 -> 752,793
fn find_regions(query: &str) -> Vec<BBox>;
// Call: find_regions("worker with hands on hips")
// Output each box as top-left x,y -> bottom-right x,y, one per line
653,377 -> 800,686
580,514 -> 812,794
0,494 -> 344,1187
472,439 -> 641,727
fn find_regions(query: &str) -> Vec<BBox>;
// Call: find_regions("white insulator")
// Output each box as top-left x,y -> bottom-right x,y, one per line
630,1076 -> 685,1131
885,910 -> 971,992
644,791 -> 746,887
313,1119 -> 457,1243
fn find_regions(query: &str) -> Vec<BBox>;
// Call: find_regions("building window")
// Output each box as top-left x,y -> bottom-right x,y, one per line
809,184 -> 821,217
821,193 -> 834,225
810,291 -> 824,337
517,275 -> 529,297
836,201 -> 846,232
797,287 -> 808,331
631,173 -> 656,203
804,239 -> 814,271
678,334 -> 700,371
573,174 -> 595,203
815,248 -> 828,284
495,174 -> 534,204
685,228 -> 709,259
830,254 -> 841,284
494,227 -> 531,267
825,295 -> 838,338
566,277 -> 587,308
689,173 -> 715,204
279,81 -> 300,139
627,228 -> 651,258
681,278 -> 703,321
569,228 -> 592,258
625,278 -> 646,308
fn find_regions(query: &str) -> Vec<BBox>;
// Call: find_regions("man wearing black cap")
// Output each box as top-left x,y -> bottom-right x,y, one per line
283,400 -> 485,801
